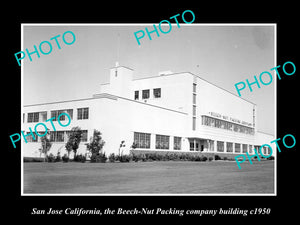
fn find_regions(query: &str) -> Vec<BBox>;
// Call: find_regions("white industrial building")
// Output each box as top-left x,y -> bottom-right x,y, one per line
22,63 -> 275,158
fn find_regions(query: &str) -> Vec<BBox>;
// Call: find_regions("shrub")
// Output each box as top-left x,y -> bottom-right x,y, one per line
114,154 -> 120,162
179,153 -> 188,161
267,156 -> 275,160
154,153 -> 163,161
140,154 -> 147,162
91,153 -> 107,163
62,154 -> 69,163
74,154 -> 86,163
119,154 -> 133,163
208,156 -> 213,161
65,127 -> 83,158
55,154 -> 62,162
214,155 -> 221,160
23,157 -> 44,162
108,153 -> 116,162
132,154 -> 140,162
144,153 -> 151,161
148,153 -> 159,161
200,156 -> 208,162
86,130 -> 105,156
46,153 -> 56,163
194,155 -> 201,161
223,157 -> 228,161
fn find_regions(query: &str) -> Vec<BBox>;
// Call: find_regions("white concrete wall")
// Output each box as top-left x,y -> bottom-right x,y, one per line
132,72 -> 193,113
196,76 -> 255,126
108,66 -> 133,99
92,94 -> 188,154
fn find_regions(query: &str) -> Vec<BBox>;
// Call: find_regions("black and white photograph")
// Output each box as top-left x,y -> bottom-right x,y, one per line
3,4 -> 298,222
21,24 -> 276,195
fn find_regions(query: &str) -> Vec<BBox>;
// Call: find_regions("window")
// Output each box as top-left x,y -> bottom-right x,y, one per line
153,88 -> 161,98
249,145 -> 253,154
242,144 -> 248,153
193,94 -> 196,104
142,89 -> 150,99
40,112 -> 47,122
263,146 -> 267,155
201,116 -> 254,135
25,132 -> 37,142
190,142 -> 194,151
33,113 -> 39,122
27,112 -> 39,123
134,91 -> 139,100
58,110 -> 65,120
193,105 -> 196,116
156,134 -> 170,150
134,132 -> 150,149
66,109 -> 73,119
49,130 -> 87,142
27,112 -> 47,123
235,143 -> 241,153
226,142 -> 233,152
193,83 -> 197,93
266,147 -> 271,155
50,131 -> 55,142
56,131 -> 65,142
217,141 -> 224,152
174,136 -> 181,150
192,117 -> 196,130
77,108 -> 83,120
51,109 -> 73,121
51,110 -> 58,121
189,140 -> 199,151
77,108 -> 89,120
56,109 -> 73,121
27,113 -> 33,122
49,131 -> 64,142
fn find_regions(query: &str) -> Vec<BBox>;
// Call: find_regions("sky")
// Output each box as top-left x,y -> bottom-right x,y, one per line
23,24 -> 275,134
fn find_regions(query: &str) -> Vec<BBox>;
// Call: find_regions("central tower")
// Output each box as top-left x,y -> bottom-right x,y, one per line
109,62 -> 133,98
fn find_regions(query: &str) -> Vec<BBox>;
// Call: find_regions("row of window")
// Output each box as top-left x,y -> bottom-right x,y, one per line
25,108 -> 89,123
216,141 -> 270,155
133,132 -> 182,150
202,116 -> 254,135
24,130 -> 88,143
189,140 -> 270,155
134,88 -> 161,100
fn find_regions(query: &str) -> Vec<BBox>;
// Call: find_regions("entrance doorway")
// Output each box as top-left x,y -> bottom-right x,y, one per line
188,138 -> 214,152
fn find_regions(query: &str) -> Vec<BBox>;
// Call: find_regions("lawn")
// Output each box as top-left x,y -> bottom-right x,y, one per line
23,160 -> 275,194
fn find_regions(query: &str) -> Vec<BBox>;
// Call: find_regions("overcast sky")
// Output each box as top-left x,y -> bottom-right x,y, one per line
22,24 -> 275,134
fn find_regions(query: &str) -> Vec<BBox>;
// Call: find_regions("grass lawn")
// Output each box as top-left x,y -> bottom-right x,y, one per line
23,160 -> 274,194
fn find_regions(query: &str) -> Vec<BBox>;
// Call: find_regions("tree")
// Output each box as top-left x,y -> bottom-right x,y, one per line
39,130 -> 52,161
65,127 -> 82,158
86,130 -> 105,155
